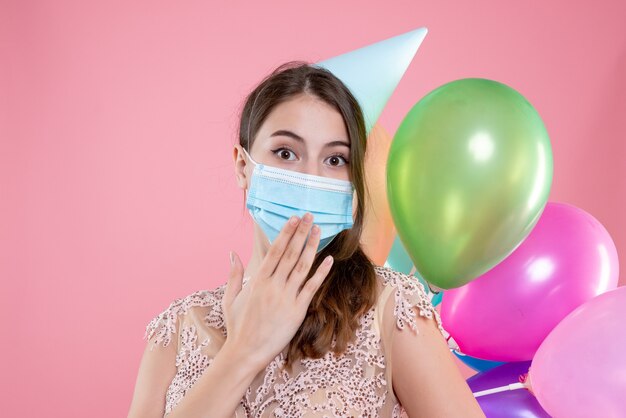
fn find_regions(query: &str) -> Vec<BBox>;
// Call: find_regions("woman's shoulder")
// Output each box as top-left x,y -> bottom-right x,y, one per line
372,265 -> 452,344
143,282 -> 228,350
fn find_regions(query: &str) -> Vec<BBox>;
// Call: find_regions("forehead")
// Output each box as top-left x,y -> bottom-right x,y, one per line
257,94 -> 349,145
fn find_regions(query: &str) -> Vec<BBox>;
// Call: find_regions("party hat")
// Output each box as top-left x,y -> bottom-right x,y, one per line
314,27 -> 428,135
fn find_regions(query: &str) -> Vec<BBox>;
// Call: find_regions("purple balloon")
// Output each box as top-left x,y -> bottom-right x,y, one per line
467,361 -> 550,418
441,202 -> 619,361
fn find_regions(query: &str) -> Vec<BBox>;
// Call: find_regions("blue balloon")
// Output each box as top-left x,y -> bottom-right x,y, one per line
386,235 -> 444,306
453,349 -> 505,372
431,291 -> 443,306
387,235 -> 414,274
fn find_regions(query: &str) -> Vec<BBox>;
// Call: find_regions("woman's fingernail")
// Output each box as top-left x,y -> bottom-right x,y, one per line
324,255 -> 333,265
311,225 -> 320,235
229,251 -> 234,266
289,216 -> 299,225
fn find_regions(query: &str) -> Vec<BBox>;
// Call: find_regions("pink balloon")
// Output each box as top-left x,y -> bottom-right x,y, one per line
440,201 -> 619,361
528,286 -> 626,418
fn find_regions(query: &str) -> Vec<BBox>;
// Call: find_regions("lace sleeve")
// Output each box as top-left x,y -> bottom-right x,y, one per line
143,284 -> 227,351
375,266 -> 457,349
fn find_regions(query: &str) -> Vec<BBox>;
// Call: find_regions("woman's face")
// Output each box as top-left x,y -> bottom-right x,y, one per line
234,93 -> 351,191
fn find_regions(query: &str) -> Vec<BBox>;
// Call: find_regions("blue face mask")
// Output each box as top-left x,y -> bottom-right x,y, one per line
242,147 -> 355,253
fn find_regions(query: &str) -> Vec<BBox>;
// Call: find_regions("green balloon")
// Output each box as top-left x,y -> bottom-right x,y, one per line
386,78 -> 553,289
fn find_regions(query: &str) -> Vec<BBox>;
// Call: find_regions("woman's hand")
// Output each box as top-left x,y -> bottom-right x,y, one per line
221,212 -> 333,373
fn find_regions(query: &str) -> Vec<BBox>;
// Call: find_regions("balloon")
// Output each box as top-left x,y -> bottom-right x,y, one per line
360,124 -> 396,265
414,271 -> 443,307
386,78 -> 553,289
467,361 -> 550,417
528,286 -> 626,418
440,202 -> 619,361
386,235 -> 444,306
386,234 -> 413,274
453,350 -> 505,373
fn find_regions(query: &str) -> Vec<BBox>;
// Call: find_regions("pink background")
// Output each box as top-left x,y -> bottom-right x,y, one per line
2,0 -> 625,416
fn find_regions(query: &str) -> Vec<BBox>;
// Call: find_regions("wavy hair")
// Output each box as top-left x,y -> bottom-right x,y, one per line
237,61 -> 376,372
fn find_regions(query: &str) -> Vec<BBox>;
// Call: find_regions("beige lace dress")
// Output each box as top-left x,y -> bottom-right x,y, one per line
144,264 -> 452,417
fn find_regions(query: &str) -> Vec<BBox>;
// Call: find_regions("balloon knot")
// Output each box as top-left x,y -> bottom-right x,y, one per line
518,372 -> 535,396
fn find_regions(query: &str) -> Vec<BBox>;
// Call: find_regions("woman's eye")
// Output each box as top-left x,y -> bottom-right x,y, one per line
273,148 -> 297,160
325,155 -> 348,167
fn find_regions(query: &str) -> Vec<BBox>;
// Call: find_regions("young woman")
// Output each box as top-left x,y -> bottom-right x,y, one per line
128,61 -> 485,418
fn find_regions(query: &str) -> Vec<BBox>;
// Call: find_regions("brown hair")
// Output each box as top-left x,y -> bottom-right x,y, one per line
237,60 -> 377,372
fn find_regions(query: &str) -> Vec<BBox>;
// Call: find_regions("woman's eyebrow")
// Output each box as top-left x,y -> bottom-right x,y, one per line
325,140 -> 350,148
270,130 -> 349,148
